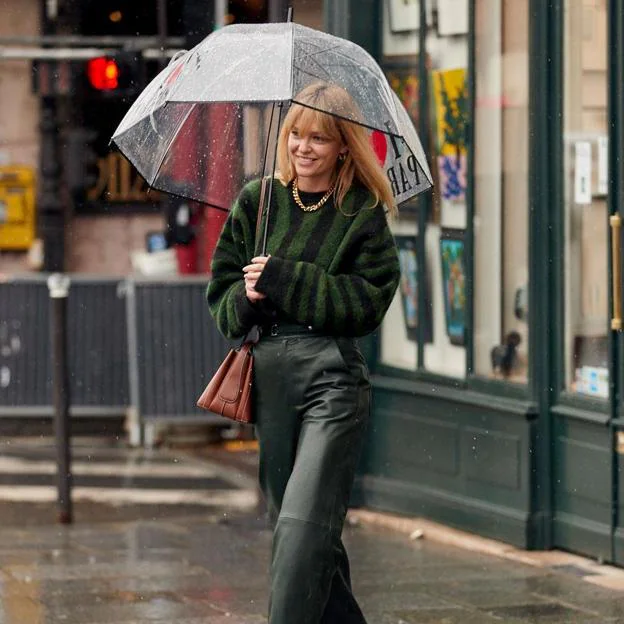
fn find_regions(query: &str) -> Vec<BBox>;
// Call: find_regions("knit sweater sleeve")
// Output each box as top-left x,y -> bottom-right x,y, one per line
206,181 -> 264,340
255,204 -> 400,337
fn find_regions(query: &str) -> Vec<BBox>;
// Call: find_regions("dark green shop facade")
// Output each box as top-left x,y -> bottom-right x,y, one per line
335,0 -> 624,566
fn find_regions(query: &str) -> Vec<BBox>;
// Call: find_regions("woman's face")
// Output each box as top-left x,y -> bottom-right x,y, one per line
287,121 -> 345,191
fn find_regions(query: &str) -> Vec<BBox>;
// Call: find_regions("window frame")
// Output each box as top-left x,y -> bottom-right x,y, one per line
375,0 -> 532,401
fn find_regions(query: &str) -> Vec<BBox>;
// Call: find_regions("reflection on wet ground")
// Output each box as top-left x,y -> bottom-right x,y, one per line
0,437 -> 622,622
0,513 -> 623,623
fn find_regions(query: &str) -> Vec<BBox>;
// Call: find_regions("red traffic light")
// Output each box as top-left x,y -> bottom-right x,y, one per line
87,57 -> 119,90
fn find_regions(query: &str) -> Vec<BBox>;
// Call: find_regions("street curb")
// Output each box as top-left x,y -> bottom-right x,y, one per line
347,509 -> 624,592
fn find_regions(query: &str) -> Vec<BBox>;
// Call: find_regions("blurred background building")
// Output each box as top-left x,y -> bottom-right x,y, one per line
1,0 -> 623,568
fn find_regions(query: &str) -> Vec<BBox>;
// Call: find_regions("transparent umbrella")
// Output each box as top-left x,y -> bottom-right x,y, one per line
111,21 -> 433,212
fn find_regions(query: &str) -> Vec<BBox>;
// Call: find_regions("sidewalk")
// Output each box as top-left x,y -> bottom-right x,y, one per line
0,437 -> 623,623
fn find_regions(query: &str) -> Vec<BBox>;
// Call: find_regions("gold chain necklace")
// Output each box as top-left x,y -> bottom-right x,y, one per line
292,178 -> 335,212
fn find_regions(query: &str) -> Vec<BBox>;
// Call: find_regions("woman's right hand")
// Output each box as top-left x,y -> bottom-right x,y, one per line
245,281 -> 266,303
243,255 -> 270,303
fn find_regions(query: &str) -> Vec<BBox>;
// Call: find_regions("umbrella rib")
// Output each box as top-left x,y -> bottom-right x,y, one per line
289,100 -> 402,137
148,101 -> 200,189
293,42 -> 343,81
289,24 -> 295,99
292,61 -> 392,115
293,44 -> 391,100
293,40 -> 377,80
297,39 -> 371,69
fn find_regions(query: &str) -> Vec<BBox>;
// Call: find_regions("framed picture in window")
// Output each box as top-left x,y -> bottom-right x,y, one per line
437,0 -> 469,36
439,228 -> 466,345
396,235 -> 433,343
382,56 -> 419,126
386,0 -> 428,33
431,67 -> 468,204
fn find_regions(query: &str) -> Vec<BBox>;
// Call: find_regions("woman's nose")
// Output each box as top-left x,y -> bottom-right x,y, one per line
299,137 -> 311,151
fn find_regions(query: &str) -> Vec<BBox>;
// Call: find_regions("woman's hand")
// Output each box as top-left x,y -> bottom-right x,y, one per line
243,255 -> 270,302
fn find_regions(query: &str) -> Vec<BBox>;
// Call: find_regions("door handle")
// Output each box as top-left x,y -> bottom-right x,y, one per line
611,214 -> 622,331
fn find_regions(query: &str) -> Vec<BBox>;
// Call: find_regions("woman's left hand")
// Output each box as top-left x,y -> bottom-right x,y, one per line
243,255 -> 270,300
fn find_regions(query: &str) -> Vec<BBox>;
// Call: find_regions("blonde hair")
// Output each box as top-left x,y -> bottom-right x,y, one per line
276,82 -> 397,217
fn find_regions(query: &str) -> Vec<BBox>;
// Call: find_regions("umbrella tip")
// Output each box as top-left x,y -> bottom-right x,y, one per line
286,5 -> 293,22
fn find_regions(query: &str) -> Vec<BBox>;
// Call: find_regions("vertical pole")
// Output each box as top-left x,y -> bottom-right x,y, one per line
39,0 -> 64,272
464,0 -> 476,376
527,0 -> 562,549
214,0 -> 227,28
608,0 -> 624,563
39,98 -> 64,271
269,0 -> 290,22
47,273 -> 72,524
416,0 -> 429,369
157,0 -> 168,69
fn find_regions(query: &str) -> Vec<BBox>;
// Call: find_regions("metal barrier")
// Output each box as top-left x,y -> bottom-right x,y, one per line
0,277 -> 50,410
0,275 -> 128,416
0,275 -> 231,440
126,276 -> 233,444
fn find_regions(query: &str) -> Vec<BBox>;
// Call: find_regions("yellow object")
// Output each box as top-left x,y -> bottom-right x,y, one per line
222,439 -> 259,452
431,67 -> 468,158
0,166 -> 36,250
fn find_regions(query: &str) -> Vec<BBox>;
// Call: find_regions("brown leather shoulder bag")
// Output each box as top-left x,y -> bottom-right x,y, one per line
196,176 -> 269,424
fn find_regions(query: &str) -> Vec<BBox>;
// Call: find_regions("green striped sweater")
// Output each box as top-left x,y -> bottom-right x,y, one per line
207,178 -> 401,339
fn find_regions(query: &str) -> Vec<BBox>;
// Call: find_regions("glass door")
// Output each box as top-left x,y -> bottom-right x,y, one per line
555,0 -> 622,565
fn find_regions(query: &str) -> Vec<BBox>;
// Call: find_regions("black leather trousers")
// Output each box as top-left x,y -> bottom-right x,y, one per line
253,329 -> 370,624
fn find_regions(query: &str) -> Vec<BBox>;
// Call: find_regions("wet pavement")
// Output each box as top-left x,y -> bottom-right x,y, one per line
0,438 -> 623,623
2,513 -> 624,623
0,436 -> 258,525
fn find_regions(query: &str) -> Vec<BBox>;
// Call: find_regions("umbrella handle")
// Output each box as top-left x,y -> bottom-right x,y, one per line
260,102 -> 285,256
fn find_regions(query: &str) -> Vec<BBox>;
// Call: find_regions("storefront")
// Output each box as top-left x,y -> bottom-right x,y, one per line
346,0 -> 624,566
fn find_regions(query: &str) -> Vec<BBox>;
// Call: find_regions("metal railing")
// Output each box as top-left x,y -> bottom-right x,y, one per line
0,275 -> 230,434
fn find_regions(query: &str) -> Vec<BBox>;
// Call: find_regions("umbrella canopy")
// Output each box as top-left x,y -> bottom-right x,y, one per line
112,22 -> 432,210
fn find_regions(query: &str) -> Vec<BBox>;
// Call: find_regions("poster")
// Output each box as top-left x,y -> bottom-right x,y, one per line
384,58 -> 419,126
439,228 -> 466,345
395,235 -> 432,343
387,0 -> 429,33
437,0 -> 469,36
431,67 -> 468,203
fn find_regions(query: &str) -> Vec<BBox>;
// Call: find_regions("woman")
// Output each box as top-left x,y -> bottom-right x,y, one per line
207,82 -> 401,624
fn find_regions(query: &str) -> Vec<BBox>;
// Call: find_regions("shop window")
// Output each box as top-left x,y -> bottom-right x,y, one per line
562,0 -> 608,399
422,7 -> 469,378
379,0 -> 528,383
473,0 -> 529,383
379,1 -> 470,379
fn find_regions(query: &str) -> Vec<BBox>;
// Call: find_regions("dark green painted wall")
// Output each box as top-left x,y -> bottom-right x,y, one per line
353,379 -> 537,548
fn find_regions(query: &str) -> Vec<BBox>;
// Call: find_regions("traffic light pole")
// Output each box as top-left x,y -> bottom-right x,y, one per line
7,30 -> 183,271
157,0 -> 168,70
38,0 -> 65,272
38,96 -> 65,271
47,273 -> 73,524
